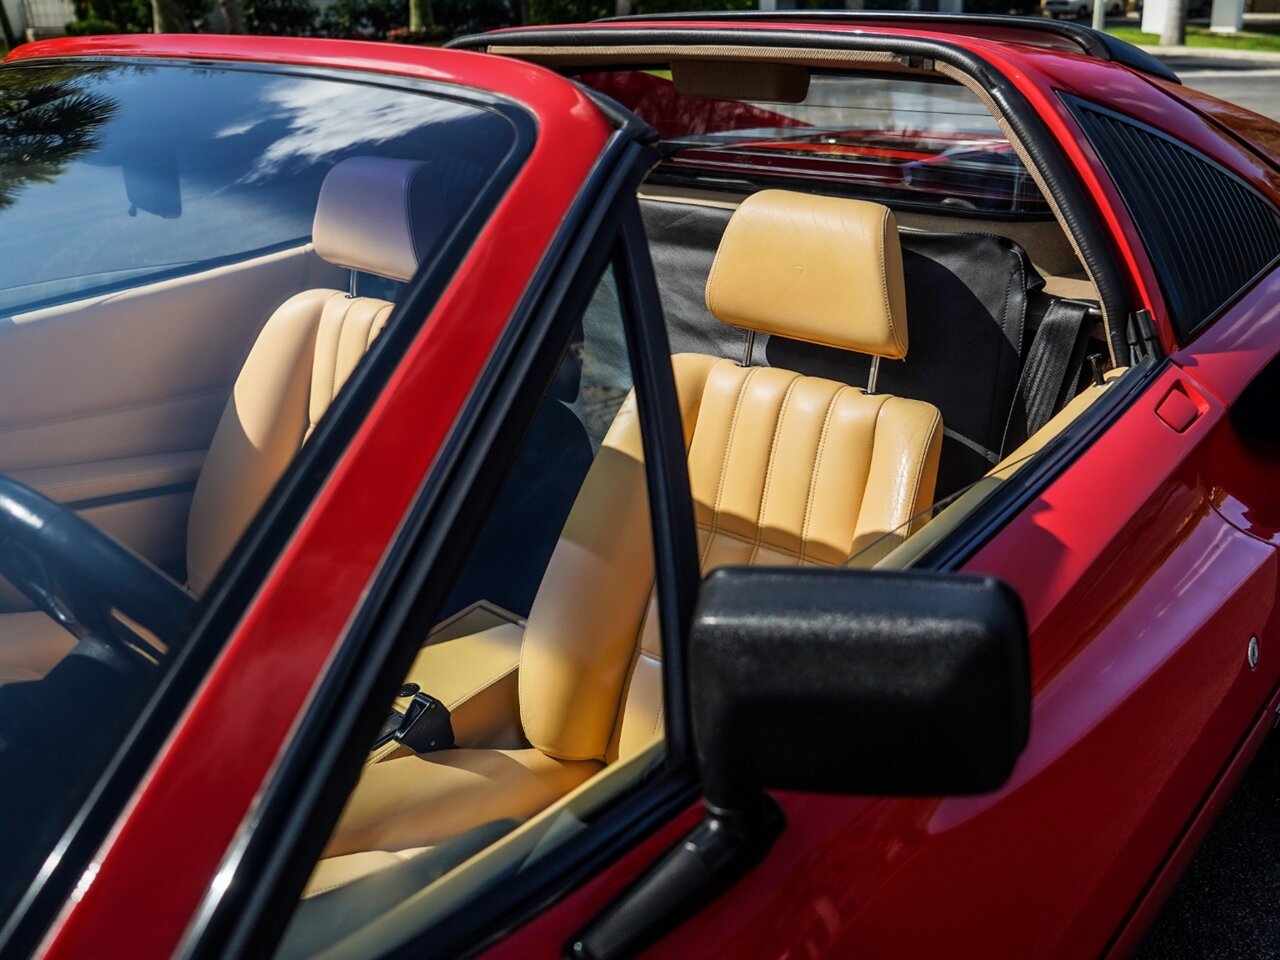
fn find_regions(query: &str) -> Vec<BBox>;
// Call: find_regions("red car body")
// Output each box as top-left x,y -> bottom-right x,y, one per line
3,15 -> 1278,960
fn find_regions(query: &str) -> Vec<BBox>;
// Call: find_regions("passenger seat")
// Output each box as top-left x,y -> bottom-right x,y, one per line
315,189 -> 944,868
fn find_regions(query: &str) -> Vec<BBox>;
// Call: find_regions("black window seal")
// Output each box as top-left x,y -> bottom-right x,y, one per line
0,60 -> 536,959
183,132 -> 704,960
587,10 -> 1181,85
450,25 -> 1134,362
1061,93 -> 1280,345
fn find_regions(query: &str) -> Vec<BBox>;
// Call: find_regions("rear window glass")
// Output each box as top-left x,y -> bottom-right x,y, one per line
577,69 -> 1050,217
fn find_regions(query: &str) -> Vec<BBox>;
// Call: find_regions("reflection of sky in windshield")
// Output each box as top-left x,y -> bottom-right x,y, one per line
0,63 -> 509,313
233,81 -> 476,180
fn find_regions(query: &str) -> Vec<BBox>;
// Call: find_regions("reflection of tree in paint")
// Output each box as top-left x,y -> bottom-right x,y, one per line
0,67 -> 117,209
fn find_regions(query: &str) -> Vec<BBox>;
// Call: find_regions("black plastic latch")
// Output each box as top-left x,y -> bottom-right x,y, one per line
1126,308 -> 1161,364
899,54 -> 935,71
393,692 -> 455,754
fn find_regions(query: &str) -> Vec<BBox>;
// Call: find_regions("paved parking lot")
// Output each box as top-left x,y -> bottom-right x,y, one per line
1167,55 -> 1280,122
1137,731 -> 1280,959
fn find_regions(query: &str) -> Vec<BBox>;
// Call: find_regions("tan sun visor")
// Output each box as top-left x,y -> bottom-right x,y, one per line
671,59 -> 810,103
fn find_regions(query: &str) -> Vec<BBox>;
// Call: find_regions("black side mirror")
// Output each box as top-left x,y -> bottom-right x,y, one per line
572,566 -> 1030,960
692,566 -> 1030,808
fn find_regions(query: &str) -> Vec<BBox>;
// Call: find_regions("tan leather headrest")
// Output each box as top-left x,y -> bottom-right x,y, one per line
313,156 -> 439,283
705,190 -> 909,359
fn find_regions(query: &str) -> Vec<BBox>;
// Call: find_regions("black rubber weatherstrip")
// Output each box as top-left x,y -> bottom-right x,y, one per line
590,10 -> 1181,85
451,26 -> 1135,361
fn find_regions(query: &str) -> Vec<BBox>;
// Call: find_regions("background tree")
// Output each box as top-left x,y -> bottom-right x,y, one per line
152,0 -> 194,30
1161,0 -> 1188,47
409,0 -> 434,31
220,0 -> 244,31
0,67 -> 117,210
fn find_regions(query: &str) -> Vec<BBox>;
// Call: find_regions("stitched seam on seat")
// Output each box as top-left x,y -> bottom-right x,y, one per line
750,376 -> 801,566
800,384 -> 847,565
701,366 -> 756,569
878,208 -> 902,357
698,522 -> 838,566
858,396 -> 891,546
904,406 -> 942,536
367,303 -> 391,351
365,741 -> 401,766
705,226 -> 730,320
329,299 -> 350,408
651,666 -> 665,739
603,582 -> 658,760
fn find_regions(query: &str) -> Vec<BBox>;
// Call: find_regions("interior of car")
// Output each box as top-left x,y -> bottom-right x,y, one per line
0,50 -> 1139,956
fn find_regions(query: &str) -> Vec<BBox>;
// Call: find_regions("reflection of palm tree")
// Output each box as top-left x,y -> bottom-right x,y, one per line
0,67 -> 117,209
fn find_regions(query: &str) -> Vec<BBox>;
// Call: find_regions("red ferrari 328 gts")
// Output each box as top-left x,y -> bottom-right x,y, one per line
0,12 -> 1277,960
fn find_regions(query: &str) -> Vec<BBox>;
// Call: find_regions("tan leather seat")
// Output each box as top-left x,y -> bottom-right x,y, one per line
0,156 -> 439,678
322,190 -> 943,861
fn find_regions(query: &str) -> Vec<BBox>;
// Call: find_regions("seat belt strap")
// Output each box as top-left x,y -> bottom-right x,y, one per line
1002,299 -> 1093,454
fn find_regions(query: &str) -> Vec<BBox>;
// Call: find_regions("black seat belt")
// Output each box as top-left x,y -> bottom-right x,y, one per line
1001,299 -> 1094,455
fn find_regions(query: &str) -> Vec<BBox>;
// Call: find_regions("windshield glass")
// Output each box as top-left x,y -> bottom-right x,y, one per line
0,59 -> 521,921
576,69 -> 1049,216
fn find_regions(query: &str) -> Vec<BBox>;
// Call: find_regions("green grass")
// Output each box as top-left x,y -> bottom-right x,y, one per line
1107,22 -> 1280,53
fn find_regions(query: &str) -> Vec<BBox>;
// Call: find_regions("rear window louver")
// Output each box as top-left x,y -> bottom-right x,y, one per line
1069,99 -> 1280,340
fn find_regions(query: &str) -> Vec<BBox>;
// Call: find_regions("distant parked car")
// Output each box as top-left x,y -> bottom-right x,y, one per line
1045,0 -> 1125,19
1135,0 -> 1214,17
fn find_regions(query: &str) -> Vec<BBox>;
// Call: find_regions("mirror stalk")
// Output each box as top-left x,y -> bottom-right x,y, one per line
570,793 -> 783,960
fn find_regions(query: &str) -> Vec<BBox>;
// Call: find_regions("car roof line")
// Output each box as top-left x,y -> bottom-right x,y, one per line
591,11 -> 1181,85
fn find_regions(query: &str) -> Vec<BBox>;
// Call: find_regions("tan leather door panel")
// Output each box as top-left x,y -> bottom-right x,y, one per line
0,244 -> 343,470
0,245 -> 345,606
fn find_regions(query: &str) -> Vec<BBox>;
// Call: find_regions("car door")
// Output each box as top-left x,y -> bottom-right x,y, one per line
609,88 -> 1280,960
471,83 -> 1280,960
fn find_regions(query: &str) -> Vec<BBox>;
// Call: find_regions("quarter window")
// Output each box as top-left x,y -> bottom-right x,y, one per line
1068,98 -> 1280,340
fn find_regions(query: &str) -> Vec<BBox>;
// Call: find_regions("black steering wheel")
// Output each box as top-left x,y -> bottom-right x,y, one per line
0,475 -> 195,671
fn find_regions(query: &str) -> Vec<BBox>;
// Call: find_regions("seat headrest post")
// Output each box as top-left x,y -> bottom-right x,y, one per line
706,190 -> 909,360
347,269 -> 358,300
866,355 -> 881,395
742,329 -> 756,367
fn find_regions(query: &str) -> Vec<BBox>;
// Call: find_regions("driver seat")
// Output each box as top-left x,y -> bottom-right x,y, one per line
316,190 -> 944,866
0,157 -> 445,683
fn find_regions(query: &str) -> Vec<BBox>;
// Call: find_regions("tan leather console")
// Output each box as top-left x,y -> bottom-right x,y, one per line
367,603 -> 527,765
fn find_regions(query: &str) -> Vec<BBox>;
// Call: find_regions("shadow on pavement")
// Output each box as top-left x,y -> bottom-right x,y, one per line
1137,731 -> 1280,959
